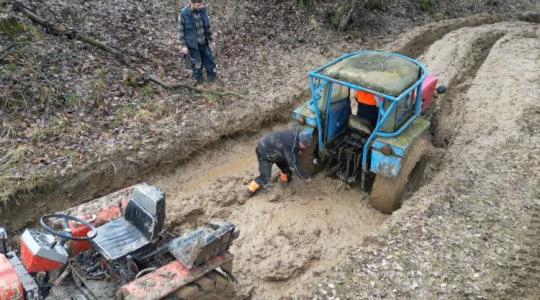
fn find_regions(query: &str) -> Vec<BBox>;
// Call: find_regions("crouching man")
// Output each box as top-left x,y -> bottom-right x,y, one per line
247,129 -> 313,196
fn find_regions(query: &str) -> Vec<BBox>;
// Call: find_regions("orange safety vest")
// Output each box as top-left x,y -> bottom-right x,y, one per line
355,91 -> 378,107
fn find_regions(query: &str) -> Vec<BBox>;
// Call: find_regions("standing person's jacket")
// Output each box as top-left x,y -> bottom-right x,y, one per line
256,130 -> 311,179
177,7 -> 214,49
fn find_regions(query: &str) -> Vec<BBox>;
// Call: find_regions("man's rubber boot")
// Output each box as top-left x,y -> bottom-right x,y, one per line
278,173 -> 291,184
246,181 -> 261,197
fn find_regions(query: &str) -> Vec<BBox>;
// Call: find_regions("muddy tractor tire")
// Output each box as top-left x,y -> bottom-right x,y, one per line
369,134 -> 431,214
172,270 -> 235,300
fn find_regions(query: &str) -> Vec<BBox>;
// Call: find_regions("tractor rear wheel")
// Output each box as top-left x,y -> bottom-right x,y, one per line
369,134 -> 431,214
172,270 -> 235,300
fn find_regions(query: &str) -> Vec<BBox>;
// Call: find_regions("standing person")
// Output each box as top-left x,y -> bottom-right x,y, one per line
247,129 -> 313,196
177,0 -> 217,84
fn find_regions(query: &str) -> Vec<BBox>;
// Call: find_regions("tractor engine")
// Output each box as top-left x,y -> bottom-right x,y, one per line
324,115 -> 372,184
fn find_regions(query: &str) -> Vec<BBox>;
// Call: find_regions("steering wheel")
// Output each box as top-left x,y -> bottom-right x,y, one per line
40,214 -> 97,241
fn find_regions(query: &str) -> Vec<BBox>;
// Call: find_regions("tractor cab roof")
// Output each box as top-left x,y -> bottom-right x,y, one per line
310,51 -> 426,100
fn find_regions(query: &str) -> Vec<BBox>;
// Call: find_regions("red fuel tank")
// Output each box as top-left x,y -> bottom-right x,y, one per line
421,74 -> 439,112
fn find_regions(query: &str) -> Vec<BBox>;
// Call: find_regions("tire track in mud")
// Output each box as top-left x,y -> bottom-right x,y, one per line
400,23 -> 507,201
390,14 -> 505,58
429,31 -> 505,148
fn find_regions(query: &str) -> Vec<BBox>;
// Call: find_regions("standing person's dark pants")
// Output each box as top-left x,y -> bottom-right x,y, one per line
255,147 -> 292,187
188,44 -> 216,82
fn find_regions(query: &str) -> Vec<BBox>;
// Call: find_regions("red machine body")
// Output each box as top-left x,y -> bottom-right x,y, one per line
0,184 -> 238,300
120,252 -> 234,300
19,230 -> 68,273
69,204 -> 122,256
0,254 -> 24,300
420,73 -> 439,112
69,222 -> 92,256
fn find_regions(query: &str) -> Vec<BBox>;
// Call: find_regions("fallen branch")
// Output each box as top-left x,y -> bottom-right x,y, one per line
0,43 -> 15,62
14,2 -> 129,65
0,175 -> 28,181
144,74 -> 245,99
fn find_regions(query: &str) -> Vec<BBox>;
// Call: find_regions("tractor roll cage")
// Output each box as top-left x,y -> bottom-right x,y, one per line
307,51 -> 428,172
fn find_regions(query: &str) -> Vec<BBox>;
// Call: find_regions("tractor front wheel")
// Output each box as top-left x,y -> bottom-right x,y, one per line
369,134 -> 431,214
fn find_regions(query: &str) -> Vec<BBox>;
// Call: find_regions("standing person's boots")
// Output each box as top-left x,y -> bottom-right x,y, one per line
192,68 -> 204,85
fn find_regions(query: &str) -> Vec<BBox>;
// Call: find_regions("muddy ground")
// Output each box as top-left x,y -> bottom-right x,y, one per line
151,19 -> 539,299
145,19 -> 539,299
149,126 -> 388,298
1,0 -> 540,299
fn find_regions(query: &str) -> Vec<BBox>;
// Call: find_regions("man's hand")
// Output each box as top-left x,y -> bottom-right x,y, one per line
209,41 -> 216,52
180,46 -> 188,56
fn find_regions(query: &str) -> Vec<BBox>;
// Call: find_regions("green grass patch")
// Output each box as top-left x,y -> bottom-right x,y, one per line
417,0 -> 435,11
0,145 -> 32,171
114,103 -> 137,124
63,92 -> 80,108
5,63 -> 17,72
29,117 -> 68,143
203,91 -> 231,106
0,172 -> 48,206
0,17 -> 26,38
134,109 -> 153,123
139,84 -> 156,98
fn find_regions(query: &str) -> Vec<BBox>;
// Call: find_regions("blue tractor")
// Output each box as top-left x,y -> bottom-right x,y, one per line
292,51 -> 445,213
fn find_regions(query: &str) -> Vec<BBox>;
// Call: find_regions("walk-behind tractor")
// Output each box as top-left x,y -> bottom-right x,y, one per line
293,51 -> 445,213
0,184 -> 238,300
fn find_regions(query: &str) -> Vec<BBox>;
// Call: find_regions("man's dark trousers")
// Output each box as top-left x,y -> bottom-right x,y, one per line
255,147 -> 292,187
188,44 -> 216,82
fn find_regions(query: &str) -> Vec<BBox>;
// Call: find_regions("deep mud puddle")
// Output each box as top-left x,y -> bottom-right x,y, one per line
149,127 -> 388,298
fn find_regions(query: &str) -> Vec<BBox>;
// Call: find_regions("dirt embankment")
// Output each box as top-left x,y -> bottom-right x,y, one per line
317,21 -> 540,299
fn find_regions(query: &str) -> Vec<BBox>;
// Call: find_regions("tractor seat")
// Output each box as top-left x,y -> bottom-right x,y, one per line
91,184 -> 165,260
348,115 -> 373,136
